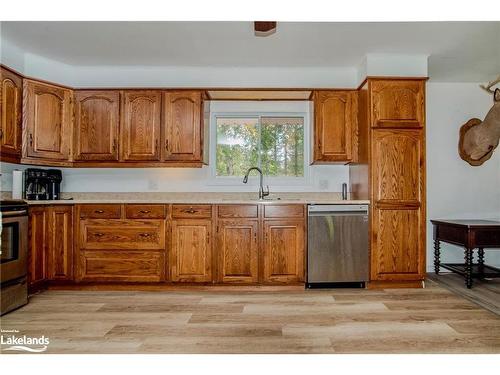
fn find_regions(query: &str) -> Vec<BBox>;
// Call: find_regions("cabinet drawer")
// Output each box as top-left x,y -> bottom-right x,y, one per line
125,204 -> 166,219
81,219 -> 165,250
78,250 -> 164,282
218,205 -> 258,218
264,205 -> 304,218
79,205 -> 121,219
172,204 -> 212,219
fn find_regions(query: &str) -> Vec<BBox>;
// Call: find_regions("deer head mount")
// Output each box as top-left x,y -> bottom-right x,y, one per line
458,76 -> 500,166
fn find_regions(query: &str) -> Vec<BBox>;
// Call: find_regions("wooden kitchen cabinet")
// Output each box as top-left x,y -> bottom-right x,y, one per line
163,91 -> 202,162
46,205 -> 73,280
74,90 -> 120,161
28,206 -> 49,291
120,90 -> 161,161
29,205 -> 74,290
217,219 -> 259,283
0,66 -> 23,161
313,90 -> 357,163
23,80 -> 73,162
171,219 -> 212,282
263,219 -> 305,283
370,80 -> 425,128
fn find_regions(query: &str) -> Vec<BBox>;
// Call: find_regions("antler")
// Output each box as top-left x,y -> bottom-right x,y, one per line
480,75 -> 500,94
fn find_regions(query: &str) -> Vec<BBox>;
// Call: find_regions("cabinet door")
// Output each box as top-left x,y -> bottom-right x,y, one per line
313,90 -> 356,163
74,90 -> 119,161
263,219 -> 305,283
217,219 -> 259,283
120,90 -> 161,161
23,80 -> 72,160
163,91 -> 202,161
370,128 -> 425,281
28,206 -> 48,288
0,67 -> 23,158
171,219 -> 212,282
47,206 -> 73,280
370,80 -> 425,128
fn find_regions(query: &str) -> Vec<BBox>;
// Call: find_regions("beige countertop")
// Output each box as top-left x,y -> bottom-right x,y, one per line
2,192 -> 370,205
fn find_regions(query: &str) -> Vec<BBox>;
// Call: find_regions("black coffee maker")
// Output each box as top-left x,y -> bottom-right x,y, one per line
24,168 -> 62,200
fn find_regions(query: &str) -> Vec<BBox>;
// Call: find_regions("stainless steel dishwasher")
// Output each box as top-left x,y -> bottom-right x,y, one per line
307,204 -> 369,288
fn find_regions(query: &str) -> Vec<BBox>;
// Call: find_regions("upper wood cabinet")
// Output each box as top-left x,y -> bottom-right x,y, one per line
0,67 -> 23,159
23,80 -> 72,161
120,90 -> 161,161
171,219 -> 212,282
370,80 -> 425,128
313,90 -> 357,163
263,219 -> 305,283
163,91 -> 202,161
74,90 -> 119,161
217,219 -> 259,283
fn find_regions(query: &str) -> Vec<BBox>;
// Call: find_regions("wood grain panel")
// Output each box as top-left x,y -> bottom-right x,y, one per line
0,67 -> 23,158
28,206 -> 48,287
171,219 -> 212,282
163,91 -> 202,161
217,219 -> 259,283
120,90 -> 161,161
372,129 -> 422,203
23,80 -> 72,160
80,219 -> 165,250
171,204 -> 212,219
313,91 -> 356,163
125,204 -> 166,219
370,80 -> 425,128
74,90 -> 119,161
371,208 -> 423,280
47,205 -> 73,280
78,250 -> 164,282
263,219 -> 305,283
264,205 -> 304,219
78,204 -> 122,219
218,205 -> 258,218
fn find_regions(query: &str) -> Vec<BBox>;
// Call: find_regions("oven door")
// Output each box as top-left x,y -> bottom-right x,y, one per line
1,214 -> 28,283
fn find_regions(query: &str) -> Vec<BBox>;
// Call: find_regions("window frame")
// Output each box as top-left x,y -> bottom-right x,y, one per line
209,110 -> 311,187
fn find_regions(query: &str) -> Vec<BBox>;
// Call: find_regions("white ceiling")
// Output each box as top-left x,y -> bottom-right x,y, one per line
1,21 -> 499,81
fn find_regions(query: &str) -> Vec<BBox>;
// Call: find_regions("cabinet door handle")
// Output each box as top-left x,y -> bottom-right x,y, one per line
94,233 -> 104,237
139,210 -> 151,214
29,133 -> 33,147
0,129 -> 3,139
112,139 -> 117,153
139,233 -> 151,237
94,210 -> 104,214
165,139 -> 169,150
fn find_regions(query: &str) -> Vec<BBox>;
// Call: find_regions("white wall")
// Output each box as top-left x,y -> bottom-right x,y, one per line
426,82 -> 500,269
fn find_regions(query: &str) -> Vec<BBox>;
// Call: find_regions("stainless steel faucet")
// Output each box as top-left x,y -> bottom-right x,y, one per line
243,167 -> 270,200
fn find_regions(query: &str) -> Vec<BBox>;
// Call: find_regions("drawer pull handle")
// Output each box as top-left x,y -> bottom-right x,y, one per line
94,233 -> 104,237
139,233 -> 151,237
139,210 -> 151,214
184,208 -> 198,214
94,210 -> 104,214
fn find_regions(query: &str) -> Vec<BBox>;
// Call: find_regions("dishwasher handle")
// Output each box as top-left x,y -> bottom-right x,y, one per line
308,204 -> 368,214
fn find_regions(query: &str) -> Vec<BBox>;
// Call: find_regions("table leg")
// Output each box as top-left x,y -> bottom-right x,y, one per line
434,239 -> 441,274
478,248 -> 485,279
464,247 -> 473,289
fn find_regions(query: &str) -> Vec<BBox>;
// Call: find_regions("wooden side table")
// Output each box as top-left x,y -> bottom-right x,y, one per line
431,219 -> 500,288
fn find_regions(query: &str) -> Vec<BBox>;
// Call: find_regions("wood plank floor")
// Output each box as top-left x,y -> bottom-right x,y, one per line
428,272 -> 500,315
1,280 -> 499,354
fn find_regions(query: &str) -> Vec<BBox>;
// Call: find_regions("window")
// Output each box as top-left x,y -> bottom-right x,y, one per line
215,116 -> 305,178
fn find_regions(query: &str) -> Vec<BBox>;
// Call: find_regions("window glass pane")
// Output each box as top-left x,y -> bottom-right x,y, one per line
216,117 -> 259,176
261,117 -> 304,177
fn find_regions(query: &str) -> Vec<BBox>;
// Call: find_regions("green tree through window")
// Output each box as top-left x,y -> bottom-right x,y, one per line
216,116 -> 304,177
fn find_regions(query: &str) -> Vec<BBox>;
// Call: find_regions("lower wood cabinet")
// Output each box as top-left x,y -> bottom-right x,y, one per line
217,219 -> 259,283
170,219 -> 212,282
28,205 -> 73,292
263,219 -> 305,283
